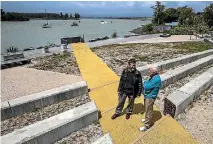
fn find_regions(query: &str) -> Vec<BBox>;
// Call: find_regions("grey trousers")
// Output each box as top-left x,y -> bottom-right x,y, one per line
144,98 -> 155,128
115,92 -> 135,114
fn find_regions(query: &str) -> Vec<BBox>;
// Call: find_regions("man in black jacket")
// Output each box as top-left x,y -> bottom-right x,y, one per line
111,58 -> 143,120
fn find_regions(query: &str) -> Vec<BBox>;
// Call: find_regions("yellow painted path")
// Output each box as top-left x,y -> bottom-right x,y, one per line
71,43 -> 198,144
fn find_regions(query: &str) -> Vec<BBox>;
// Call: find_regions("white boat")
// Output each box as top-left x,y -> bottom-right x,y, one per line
101,21 -> 108,24
42,9 -> 52,28
42,23 -> 52,28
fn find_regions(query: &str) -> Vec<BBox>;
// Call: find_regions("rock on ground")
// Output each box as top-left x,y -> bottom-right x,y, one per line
92,43 -> 192,76
176,86 -> 213,144
55,123 -> 103,144
29,52 -> 80,76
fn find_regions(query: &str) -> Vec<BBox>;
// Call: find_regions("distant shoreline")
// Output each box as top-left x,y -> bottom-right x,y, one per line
1,17 -> 152,22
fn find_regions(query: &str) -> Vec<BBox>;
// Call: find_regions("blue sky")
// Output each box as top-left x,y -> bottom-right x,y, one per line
1,1 -> 212,17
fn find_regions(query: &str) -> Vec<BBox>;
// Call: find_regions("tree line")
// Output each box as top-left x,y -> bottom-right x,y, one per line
1,9 -> 81,21
151,1 -> 213,28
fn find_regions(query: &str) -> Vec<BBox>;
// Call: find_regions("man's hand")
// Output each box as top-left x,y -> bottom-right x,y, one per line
136,95 -> 141,98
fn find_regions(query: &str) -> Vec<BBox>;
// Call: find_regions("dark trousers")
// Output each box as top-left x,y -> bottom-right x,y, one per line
115,92 -> 135,114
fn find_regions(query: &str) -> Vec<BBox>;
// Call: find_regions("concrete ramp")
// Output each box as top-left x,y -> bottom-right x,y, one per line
71,43 -> 197,144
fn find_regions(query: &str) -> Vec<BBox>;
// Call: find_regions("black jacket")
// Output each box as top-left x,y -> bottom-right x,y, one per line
118,68 -> 143,96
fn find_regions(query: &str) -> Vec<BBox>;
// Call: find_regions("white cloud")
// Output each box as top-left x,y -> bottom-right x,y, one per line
122,2 -> 135,8
72,1 -> 135,9
177,1 -> 187,7
141,1 -> 156,7
72,2 -> 106,8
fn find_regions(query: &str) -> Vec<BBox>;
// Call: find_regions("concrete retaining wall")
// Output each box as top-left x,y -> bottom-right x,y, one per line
164,67 -> 213,117
137,49 -> 213,76
92,133 -> 113,144
160,55 -> 213,88
1,101 -> 98,144
204,38 -> 213,45
1,81 -> 88,121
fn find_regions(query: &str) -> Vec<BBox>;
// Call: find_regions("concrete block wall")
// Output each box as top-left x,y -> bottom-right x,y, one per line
204,38 -> 213,45
1,101 -> 98,144
137,49 -> 213,76
1,81 -> 88,121
161,55 -> 213,88
164,67 -> 213,117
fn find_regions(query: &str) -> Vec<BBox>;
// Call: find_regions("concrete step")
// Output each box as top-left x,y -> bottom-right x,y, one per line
138,49 -> 213,76
204,38 -> 213,45
164,67 -> 213,117
92,133 -> 113,144
1,81 -> 88,121
160,54 -> 213,88
1,101 -> 98,144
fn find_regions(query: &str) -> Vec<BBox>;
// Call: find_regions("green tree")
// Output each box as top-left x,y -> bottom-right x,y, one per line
164,8 -> 178,23
69,13 -> 72,19
1,9 -> 5,15
151,1 -> 166,25
177,6 -> 194,26
64,13 -> 69,19
203,3 -> 213,28
60,12 -> 63,18
74,13 -> 80,19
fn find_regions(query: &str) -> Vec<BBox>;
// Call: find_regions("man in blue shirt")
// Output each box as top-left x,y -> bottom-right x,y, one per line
140,65 -> 162,132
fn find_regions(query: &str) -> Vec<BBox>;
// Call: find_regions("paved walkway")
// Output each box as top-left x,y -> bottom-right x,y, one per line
71,43 -> 198,144
87,34 -> 160,48
121,35 -> 202,44
1,67 -> 82,102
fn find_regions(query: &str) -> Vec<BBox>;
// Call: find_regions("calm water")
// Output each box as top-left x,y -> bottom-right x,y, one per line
1,19 -> 150,54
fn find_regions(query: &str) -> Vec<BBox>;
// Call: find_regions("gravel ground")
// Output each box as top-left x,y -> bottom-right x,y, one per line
1,94 -> 90,135
92,43 -> 194,76
1,66 -> 82,102
55,123 -> 103,144
176,86 -> 213,144
156,64 -> 213,112
29,52 -> 80,76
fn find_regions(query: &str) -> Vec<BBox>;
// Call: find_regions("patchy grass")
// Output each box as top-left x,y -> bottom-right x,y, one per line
30,52 -> 80,76
6,46 -> 20,53
92,41 -> 212,53
113,58 -> 125,65
92,41 -> 212,75
172,42 -> 212,52
134,54 -> 149,61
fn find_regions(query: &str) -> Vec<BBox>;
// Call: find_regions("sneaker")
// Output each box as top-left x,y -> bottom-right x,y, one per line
111,113 -> 119,120
139,126 -> 148,132
126,113 -> 131,120
141,119 -> 146,123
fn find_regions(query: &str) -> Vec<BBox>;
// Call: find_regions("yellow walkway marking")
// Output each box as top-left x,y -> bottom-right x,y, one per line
71,43 -> 197,144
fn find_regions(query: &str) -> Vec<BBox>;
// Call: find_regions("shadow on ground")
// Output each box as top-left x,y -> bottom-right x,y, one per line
98,102 -> 162,124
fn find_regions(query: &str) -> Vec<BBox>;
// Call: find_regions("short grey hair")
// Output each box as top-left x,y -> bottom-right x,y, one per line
148,64 -> 158,72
